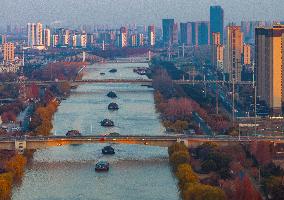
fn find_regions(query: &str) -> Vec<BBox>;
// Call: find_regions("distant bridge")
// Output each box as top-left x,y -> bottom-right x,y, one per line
0,79 -> 253,87
1,135 -> 284,153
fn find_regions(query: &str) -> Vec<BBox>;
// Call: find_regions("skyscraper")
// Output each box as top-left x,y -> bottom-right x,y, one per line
44,28 -> 51,47
0,35 -> 7,45
255,25 -> 284,114
211,32 -> 224,70
190,22 -> 199,46
52,35 -> 59,47
180,23 -> 192,46
224,26 -> 243,81
130,34 -> 137,47
148,25 -> 155,46
197,21 -> 210,45
119,27 -> 128,48
162,19 -> 174,46
137,33 -> 144,46
173,23 -> 179,45
242,44 -> 251,65
27,23 -> 36,47
210,6 -> 224,44
36,22 -> 43,45
3,42 -> 15,63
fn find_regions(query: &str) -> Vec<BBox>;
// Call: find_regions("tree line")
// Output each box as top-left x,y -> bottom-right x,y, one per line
168,143 -> 226,200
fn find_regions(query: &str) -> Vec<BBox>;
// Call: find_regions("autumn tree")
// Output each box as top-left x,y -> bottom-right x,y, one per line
5,154 -> 27,181
0,172 -> 13,200
250,141 -> 272,166
169,151 -> 190,171
263,176 -> 284,200
168,143 -> 188,156
176,164 -> 199,191
183,183 -> 226,200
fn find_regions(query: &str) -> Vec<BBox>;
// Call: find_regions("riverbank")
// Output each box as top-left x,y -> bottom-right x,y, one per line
0,62 -> 86,200
150,58 -> 231,135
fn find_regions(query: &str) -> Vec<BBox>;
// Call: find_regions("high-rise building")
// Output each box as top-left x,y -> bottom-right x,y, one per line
0,35 -> 7,45
119,27 -> 128,48
43,28 -> 51,47
241,21 -> 266,43
190,22 -> 199,46
36,22 -> 43,45
130,34 -> 137,47
212,32 -> 224,70
87,34 -> 95,47
148,25 -> 155,46
255,25 -> 284,114
71,34 -> 77,47
52,35 -> 59,47
242,44 -> 251,65
162,19 -> 174,46
224,26 -> 243,81
3,42 -> 15,63
180,23 -> 192,46
80,34 -> 87,48
210,6 -> 224,44
137,33 -> 144,46
197,21 -> 210,45
173,23 -> 179,45
27,23 -> 36,47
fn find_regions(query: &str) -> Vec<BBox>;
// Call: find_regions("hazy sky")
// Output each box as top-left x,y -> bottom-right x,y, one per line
0,0 -> 283,27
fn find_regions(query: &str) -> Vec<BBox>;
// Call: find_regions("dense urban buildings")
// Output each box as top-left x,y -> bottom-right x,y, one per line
255,25 -> 284,114
224,25 -> 243,82
210,6 -> 224,44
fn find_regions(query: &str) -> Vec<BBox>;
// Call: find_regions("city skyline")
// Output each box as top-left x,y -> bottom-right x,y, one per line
1,0 -> 284,27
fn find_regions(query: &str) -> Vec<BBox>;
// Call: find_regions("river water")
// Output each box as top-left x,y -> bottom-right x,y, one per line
12,62 -> 179,200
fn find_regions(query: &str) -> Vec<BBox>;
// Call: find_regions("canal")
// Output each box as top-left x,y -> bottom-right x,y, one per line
12,62 -> 179,200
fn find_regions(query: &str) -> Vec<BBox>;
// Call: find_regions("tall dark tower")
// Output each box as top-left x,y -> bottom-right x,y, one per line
210,6 -> 224,44
162,19 -> 174,46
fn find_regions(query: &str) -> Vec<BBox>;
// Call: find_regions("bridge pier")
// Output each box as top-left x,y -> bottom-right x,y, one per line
177,138 -> 189,147
15,140 -> 26,154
